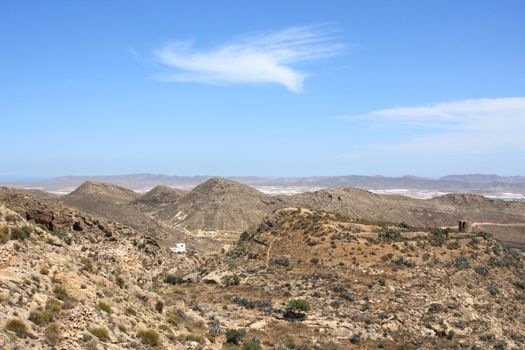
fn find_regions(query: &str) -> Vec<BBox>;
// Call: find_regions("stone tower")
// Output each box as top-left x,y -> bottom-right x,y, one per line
458,220 -> 472,233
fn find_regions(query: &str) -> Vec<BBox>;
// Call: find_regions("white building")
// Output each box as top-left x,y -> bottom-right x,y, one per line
170,243 -> 186,253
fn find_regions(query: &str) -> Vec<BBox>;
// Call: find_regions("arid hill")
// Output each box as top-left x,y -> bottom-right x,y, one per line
185,208 -> 525,349
156,178 -> 283,239
0,188 -> 204,349
2,187 -> 525,349
284,187 -> 525,250
60,181 -> 174,239
131,185 -> 187,216
66,181 -> 139,202
41,179 -> 525,253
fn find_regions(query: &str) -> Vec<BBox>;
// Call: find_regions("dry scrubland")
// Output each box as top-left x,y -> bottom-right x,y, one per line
1,183 -> 525,349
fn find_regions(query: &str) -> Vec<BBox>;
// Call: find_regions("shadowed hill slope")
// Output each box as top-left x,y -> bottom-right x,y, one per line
131,185 -> 187,216
60,181 -> 171,238
157,177 -> 283,234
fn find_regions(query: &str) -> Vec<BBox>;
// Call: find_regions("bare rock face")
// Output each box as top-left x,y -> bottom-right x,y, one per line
25,209 -> 54,230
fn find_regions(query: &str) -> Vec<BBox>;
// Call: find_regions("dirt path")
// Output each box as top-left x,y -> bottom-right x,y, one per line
473,222 -> 525,227
445,222 -> 525,230
265,236 -> 278,270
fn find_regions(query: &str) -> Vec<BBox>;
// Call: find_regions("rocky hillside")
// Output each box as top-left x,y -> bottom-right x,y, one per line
60,181 -> 176,240
66,181 -> 139,203
2,186 -> 525,349
156,178 -> 282,237
0,189 -> 210,349
284,187 -> 525,251
185,208 -> 525,349
131,185 -> 187,216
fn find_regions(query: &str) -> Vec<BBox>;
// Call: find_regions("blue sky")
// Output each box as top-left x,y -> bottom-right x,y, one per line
1,0 -> 524,177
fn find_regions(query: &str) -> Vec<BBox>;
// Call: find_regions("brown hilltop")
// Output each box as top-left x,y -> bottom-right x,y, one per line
134,185 -> 187,205
131,185 -> 187,216
66,181 -> 139,203
60,181 -> 173,239
157,177 -> 282,236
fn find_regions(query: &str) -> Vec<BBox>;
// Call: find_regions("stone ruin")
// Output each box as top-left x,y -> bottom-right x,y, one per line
458,220 -> 472,233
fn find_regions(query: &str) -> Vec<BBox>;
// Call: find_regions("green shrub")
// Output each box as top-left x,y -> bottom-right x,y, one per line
394,256 -> 416,268
116,276 -> 125,289
399,222 -> 415,231
431,228 -> 449,245
243,340 -> 262,350
4,319 -> 28,338
125,307 -> 137,316
223,345 -> 242,350
29,309 -> 54,326
477,231 -> 492,239
10,227 -> 30,241
284,299 -> 311,321
0,226 -> 9,243
155,300 -> 164,313
53,286 -> 76,308
166,310 -> 184,326
222,274 -> 241,287
45,323 -> 60,345
226,329 -> 246,344
515,281 -> 525,290
287,299 -> 311,312
231,296 -> 272,311
53,286 -> 70,301
378,229 -> 401,241
176,333 -> 203,343
208,316 -> 221,335
454,256 -> 470,270
164,273 -> 184,284
272,256 -> 290,267
89,327 -> 110,342
45,298 -> 62,312
475,265 -> 489,276
5,214 -> 17,222
36,223 -> 48,231
137,329 -> 160,346
97,302 -> 112,314
79,257 -> 93,273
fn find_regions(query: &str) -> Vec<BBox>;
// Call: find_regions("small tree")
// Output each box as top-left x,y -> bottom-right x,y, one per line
284,299 -> 311,321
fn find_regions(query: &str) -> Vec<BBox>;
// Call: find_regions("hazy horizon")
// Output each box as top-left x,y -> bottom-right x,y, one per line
3,172 -> 525,183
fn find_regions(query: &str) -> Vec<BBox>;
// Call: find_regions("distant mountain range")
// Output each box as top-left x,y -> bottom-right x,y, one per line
2,173 -> 525,198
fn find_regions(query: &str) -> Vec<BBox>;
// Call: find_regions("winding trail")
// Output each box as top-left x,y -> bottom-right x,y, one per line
472,222 -> 525,227
265,236 -> 279,271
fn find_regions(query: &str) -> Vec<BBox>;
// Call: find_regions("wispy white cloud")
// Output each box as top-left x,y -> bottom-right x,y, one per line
153,25 -> 343,92
339,97 -> 525,155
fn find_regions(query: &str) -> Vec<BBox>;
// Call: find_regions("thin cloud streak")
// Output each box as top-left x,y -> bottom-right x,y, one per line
339,97 -> 525,156
154,25 -> 343,92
